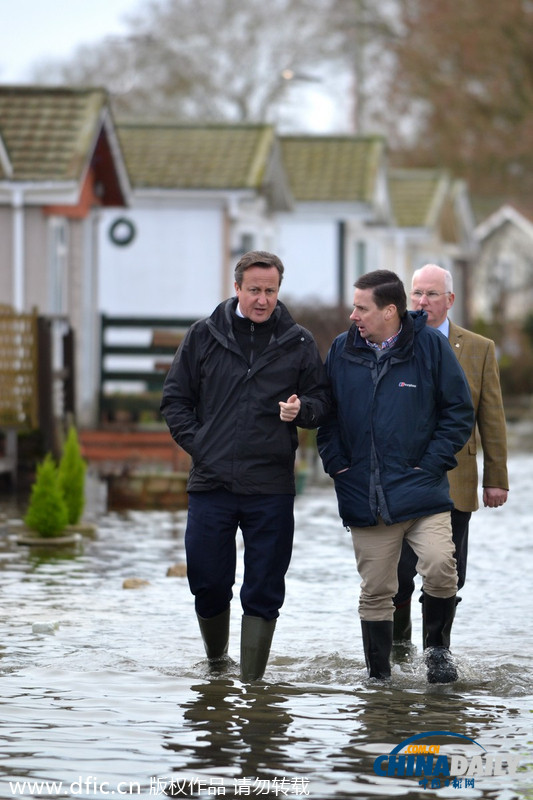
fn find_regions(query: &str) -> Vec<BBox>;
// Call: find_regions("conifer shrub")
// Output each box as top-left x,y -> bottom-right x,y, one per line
24,454 -> 69,537
58,426 -> 87,525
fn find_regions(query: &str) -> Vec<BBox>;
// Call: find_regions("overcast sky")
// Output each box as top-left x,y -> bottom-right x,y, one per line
0,0 -> 141,82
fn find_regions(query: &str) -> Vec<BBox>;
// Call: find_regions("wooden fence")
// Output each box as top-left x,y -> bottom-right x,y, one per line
99,315 -> 197,423
0,307 -> 75,483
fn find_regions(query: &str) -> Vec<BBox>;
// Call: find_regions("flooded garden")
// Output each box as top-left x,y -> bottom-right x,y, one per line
0,452 -> 531,799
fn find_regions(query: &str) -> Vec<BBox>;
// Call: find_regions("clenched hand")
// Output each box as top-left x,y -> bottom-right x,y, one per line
279,394 -> 301,422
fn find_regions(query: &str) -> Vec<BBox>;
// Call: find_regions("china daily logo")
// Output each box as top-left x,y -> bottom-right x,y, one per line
373,731 -> 520,790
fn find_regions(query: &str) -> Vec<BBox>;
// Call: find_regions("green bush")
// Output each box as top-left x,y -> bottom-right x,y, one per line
58,426 -> 87,525
24,454 -> 68,537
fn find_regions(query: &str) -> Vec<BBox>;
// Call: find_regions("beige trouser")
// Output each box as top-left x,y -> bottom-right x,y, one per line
351,512 -> 457,621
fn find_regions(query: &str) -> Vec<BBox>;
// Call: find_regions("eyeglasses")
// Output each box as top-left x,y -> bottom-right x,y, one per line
410,290 -> 451,300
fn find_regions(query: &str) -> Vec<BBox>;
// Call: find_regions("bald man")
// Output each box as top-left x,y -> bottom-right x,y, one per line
393,264 -> 509,644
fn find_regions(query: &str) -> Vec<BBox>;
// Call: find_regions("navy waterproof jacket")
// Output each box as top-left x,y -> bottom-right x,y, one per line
161,297 -> 331,495
317,310 -> 474,527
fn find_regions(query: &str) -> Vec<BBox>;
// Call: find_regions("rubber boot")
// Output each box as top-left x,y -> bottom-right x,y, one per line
361,620 -> 393,680
422,594 -> 461,645
197,607 -> 230,661
422,593 -> 458,683
393,600 -> 412,642
240,615 -> 276,682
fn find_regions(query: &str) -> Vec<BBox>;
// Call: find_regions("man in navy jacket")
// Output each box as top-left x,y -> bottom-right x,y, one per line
318,270 -> 473,682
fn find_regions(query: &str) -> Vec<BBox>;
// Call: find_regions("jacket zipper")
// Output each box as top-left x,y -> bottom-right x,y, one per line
249,322 -> 255,366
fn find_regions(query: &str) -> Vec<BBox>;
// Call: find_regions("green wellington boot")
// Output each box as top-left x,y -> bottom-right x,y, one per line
240,615 -> 276,681
197,607 -> 230,661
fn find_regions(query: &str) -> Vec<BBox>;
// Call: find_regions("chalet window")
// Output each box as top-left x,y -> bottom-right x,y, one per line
231,233 -> 255,258
241,233 -> 254,252
48,217 -> 68,313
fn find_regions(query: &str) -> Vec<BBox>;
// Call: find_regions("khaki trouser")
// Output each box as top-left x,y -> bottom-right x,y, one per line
351,512 -> 457,621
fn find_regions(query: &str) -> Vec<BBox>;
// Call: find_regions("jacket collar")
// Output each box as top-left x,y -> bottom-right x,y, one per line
346,309 -> 424,357
209,297 -> 297,342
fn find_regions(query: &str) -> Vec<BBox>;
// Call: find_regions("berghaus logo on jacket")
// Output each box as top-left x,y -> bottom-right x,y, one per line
399,381 -> 417,388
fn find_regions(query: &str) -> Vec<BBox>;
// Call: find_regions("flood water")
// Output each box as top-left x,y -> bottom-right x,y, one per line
0,453 -> 531,799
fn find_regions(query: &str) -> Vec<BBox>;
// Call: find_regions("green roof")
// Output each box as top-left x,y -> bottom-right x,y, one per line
389,168 -> 449,227
280,135 -> 385,203
0,86 -> 110,182
117,123 -> 277,189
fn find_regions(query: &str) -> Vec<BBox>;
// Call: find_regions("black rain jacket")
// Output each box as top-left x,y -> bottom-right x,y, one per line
161,298 -> 331,495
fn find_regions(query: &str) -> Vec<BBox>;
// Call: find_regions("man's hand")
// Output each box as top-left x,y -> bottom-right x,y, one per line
483,487 -> 508,508
279,394 -> 301,422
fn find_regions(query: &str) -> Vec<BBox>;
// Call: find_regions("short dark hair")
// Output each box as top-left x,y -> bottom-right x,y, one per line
355,270 -> 407,316
234,251 -> 284,288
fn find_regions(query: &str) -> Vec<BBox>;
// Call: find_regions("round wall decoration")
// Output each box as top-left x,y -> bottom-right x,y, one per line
109,217 -> 136,246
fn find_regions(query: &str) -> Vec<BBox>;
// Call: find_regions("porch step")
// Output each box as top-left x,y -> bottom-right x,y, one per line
79,429 -> 190,475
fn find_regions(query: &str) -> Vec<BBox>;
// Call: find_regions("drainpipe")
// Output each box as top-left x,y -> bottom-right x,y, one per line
12,188 -> 24,310
395,229 -> 407,283
224,194 -> 240,298
337,220 -> 346,306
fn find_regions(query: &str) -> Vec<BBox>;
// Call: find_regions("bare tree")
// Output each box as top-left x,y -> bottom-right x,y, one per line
27,0 -> 533,211
325,0 -> 399,134
383,0 -> 533,202
31,0 -> 336,124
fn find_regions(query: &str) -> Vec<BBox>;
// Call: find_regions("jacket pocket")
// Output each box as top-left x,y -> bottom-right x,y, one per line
333,466 -> 371,526
191,425 -> 206,463
384,462 -> 450,519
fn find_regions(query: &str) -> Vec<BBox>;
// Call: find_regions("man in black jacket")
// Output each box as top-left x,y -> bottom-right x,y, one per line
161,251 -> 330,681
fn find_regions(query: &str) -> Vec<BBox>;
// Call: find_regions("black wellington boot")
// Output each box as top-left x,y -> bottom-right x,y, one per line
393,600 -> 412,642
361,620 -> 393,680
422,593 -> 458,684
197,607 -> 230,661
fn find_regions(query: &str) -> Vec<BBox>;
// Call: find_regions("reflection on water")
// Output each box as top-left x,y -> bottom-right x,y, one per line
0,456 -> 532,799
167,680 -> 297,780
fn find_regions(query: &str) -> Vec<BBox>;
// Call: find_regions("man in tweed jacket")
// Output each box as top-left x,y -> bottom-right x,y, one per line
393,263 -> 509,642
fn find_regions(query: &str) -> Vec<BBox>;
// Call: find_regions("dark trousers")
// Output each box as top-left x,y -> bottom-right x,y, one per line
394,509 -> 471,607
185,489 -> 295,621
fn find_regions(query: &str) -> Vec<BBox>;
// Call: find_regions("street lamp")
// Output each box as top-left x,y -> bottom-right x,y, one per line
281,69 -> 321,83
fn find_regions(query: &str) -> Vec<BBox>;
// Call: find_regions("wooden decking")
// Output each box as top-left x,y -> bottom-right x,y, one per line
79,429 -> 191,509
79,429 -> 190,475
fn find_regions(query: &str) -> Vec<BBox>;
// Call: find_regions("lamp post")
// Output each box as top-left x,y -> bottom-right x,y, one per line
275,68 -> 323,130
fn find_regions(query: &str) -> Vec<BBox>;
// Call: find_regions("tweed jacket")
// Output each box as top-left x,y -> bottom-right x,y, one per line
447,321 -> 509,511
